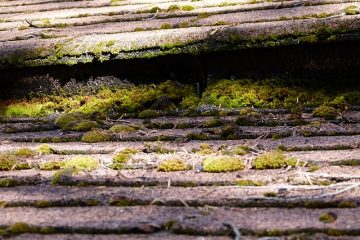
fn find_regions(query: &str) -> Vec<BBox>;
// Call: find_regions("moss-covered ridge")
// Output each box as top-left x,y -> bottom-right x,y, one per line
1,14 -> 360,69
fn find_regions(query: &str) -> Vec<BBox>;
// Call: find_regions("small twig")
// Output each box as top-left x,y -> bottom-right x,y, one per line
144,9 -> 159,20
223,223 -> 241,240
25,19 -> 40,28
315,182 -> 360,198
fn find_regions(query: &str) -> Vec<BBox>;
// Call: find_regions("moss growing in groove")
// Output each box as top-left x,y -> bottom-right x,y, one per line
313,105 -> 338,120
202,156 -> 244,172
203,118 -> 223,128
231,145 -> 250,155
36,144 -> 55,155
64,156 -> 99,171
54,112 -> 88,130
39,161 -> 65,171
196,143 -> 215,155
158,158 -> 192,172
138,109 -> 161,119
81,129 -> 111,143
160,23 -> 172,29
112,153 -> 131,164
0,154 -> 17,171
253,150 -> 297,170
14,148 -> 36,157
319,212 -> 337,223
186,132 -> 209,140
263,192 -> 277,197
181,5 -> 195,11
73,121 -> 99,131
236,179 -> 265,186
120,148 -> 138,154
109,125 -> 137,133
0,178 -> 18,187
14,162 -> 31,170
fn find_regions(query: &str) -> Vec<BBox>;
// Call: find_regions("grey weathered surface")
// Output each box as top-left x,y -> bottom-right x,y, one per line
1,0 -> 360,69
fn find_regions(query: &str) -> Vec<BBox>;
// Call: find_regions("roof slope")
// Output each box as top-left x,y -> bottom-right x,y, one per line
0,0 -> 360,69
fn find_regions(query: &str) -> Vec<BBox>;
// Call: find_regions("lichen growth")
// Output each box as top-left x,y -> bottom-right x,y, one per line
158,158 -> 192,172
81,129 -> 111,143
202,156 -> 244,172
253,150 -> 297,170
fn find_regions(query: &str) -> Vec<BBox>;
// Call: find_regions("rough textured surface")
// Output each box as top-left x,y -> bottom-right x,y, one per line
1,0 -> 360,69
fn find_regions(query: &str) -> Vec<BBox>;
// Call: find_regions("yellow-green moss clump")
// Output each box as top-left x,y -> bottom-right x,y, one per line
203,118 -> 223,128
39,161 -> 65,170
313,105 -> 338,120
73,120 -> 99,131
253,150 -> 297,170
109,125 -> 137,133
138,109 -> 161,118
0,153 -> 17,170
158,158 -> 192,172
231,145 -> 250,155
81,129 -> 111,143
54,112 -> 89,130
120,148 -> 138,154
196,143 -> 215,155
36,144 -> 55,155
239,108 -> 261,118
113,153 -> 131,164
319,212 -> 337,223
14,162 -> 31,170
14,148 -> 36,157
236,179 -> 265,186
202,156 -> 244,172
64,156 -> 99,171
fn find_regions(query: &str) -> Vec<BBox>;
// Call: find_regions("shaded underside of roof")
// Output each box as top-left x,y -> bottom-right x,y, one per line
0,0 -> 360,69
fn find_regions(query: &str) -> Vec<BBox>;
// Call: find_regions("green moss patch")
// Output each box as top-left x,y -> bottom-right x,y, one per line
63,156 -> 99,171
73,120 -> 99,131
113,153 -> 131,164
36,144 -> 55,155
203,118 -> 223,128
231,145 -> 250,155
81,129 -> 111,143
202,156 -> 244,172
0,154 -> 17,171
109,125 -> 138,133
319,212 -> 337,223
253,150 -> 297,170
39,161 -> 65,170
313,105 -> 339,120
14,148 -> 36,157
236,179 -> 265,186
158,158 -> 192,172
54,112 -> 89,130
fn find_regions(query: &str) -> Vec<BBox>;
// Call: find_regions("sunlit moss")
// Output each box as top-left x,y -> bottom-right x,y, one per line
36,144 -> 55,155
63,156 -> 99,171
39,161 -> 65,170
81,129 -> 111,143
0,154 -> 17,170
253,150 -> 297,170
202,156 -> 244,172
158,158 -> 192,172
14,148 -> 36,157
